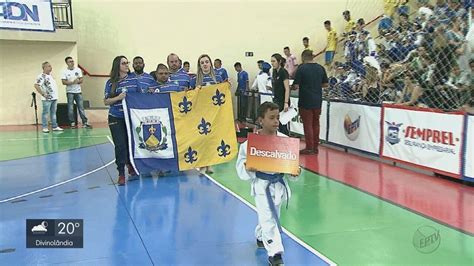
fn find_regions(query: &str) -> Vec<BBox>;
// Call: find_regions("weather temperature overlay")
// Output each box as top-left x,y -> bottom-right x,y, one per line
26,219 -> 83,248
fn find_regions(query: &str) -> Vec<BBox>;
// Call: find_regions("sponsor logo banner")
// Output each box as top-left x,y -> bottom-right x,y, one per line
0,0 -> 55,32
463,115 -> 474,179
328,102 -> 381,154
382,106 -> 464,177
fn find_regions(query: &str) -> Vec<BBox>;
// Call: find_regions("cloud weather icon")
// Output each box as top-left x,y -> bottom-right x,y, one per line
31,221 -> 48,233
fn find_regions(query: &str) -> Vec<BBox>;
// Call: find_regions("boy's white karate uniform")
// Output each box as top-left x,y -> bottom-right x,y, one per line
236,132 -> 292,257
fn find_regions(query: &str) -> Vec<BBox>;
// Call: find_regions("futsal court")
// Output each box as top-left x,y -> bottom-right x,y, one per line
0,126 -> 472,265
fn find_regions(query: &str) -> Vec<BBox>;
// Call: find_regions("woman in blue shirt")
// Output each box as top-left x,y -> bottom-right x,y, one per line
104,56 -> 139,185
192,54 -> 223,174
190,54 -> 223,89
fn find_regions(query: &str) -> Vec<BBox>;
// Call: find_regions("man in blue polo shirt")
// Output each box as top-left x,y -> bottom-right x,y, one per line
214,59 -> 229,81
167,53 -> 190,91
130,56 -> 158,93
234,62 -> 249,122
154,64 -> 180,93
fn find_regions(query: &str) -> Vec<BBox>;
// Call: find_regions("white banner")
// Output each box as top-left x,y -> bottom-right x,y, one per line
289,98 -> 327,141
328,102 -> 381,154
464,115 -> 474,179
0,0 -> 55,32
382,106 -> 464,177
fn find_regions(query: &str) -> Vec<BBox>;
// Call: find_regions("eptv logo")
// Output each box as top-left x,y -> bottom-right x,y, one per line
0,2 -> 39,22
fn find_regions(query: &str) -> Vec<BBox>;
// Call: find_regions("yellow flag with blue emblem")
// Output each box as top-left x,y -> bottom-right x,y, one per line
171,82 -> 237,170
123,82 -> 237,174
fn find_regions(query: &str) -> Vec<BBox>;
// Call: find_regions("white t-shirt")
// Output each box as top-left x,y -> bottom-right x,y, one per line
251,73 -> 272,94
35,73 -> 58,101
61,67 -> 83,93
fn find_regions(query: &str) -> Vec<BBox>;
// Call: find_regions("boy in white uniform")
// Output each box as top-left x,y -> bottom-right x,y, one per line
236,101 -> 300,266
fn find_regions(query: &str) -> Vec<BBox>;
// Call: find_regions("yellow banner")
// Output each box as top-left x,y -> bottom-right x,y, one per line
170,82 -> 237,170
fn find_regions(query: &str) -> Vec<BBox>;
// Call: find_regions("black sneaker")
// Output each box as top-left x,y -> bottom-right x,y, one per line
256,239 -> 264,248
268,254 -> 284,266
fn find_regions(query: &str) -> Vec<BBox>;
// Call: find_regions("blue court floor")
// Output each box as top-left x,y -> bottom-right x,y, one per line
0,142 -> 333,265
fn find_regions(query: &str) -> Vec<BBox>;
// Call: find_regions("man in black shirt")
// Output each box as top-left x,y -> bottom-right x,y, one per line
293,50 -> 328,154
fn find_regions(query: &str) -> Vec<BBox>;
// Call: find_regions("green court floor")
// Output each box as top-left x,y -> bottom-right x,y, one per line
211,162 -> 474,265
0,128 -> 110,161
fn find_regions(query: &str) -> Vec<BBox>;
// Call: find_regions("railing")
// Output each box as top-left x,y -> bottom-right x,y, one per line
52,0 -> 73,29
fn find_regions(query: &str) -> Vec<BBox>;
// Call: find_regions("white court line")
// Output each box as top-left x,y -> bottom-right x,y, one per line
0,138 -> 115,203
204,173 -> 337,266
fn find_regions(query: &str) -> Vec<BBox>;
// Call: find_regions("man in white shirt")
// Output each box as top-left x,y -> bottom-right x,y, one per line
34,62 -> 63,133
62,57 -> 92,128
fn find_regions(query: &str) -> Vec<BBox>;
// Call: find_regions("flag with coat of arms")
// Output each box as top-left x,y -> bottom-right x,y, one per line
123,82 -> 237,174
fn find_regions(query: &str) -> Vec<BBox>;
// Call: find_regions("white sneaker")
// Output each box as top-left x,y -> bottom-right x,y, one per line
52,127 -> 64,131
42,128 -> 49,133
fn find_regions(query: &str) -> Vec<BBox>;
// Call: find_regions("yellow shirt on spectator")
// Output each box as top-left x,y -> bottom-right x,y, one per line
384,0 -> 399,17
326,29 -> 337,51
344,20 -> 356,33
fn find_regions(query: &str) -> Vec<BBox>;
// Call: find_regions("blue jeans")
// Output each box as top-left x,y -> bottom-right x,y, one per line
67,93 -> 88,124
42,100 -> 58,129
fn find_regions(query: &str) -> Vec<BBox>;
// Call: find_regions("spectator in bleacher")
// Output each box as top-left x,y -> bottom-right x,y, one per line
446,0 -> 467,22
398,0 -> 410,16
397,13 -> 413,34
214,59 -> 229,82
461,59 -> 474,112
270,53 -> 290,135
355,18 -> 366,32
379,15 -> 394,36
234,62 -> 249,122
167,53 -> 190,91
401,45 -> 429,79
131,56 -> 158,94
434,0 -> 449,18
436,64 -> 471,109
324,20 -> 338,67
252,62 -> 272,94
345,31 -> 358,62
293,50 -> 328,154
447,17 -> 469,72
302,37 -> 313,53
153,64 -> 180,93
361,63 -> 382,103
342,10 -> 356,37
34,62 -> 64,133
384,0 -> 400,18
183,61 -> 190,73
61,56 -> 92,128
397,71 -> 425,106
283,47 -> 298,79
357,30 -> 377,59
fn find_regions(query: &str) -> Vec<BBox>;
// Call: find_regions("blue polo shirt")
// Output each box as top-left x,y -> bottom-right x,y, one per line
237,71 -> 249,92
155,81 -> 181,93
129,72 -> 158,93
169,68 -> 190,91
104,75 -> 139,118
190,74 -> 223,88
214,67 -> 229,81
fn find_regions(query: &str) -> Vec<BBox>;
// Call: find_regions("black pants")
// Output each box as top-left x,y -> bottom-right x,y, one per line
238,93 -> 248,121
108,115 -> 130,176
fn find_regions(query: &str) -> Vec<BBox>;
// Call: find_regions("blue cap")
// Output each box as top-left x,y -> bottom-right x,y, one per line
262,62 -> 271,71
